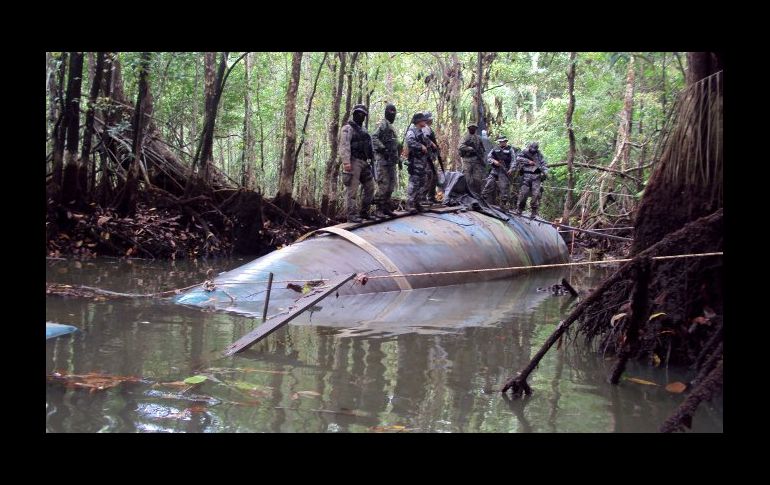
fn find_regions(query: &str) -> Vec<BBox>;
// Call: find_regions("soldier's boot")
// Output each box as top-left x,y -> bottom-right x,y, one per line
382,204 -> 397,217
360,208 -> 375,221
373,206 -> 388,220
347,214 -> 363,224
530,207 -> 539,220
405,202 -> 418,215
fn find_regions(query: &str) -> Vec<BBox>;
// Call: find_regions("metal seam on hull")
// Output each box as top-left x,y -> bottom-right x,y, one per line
317,227 -> 413,290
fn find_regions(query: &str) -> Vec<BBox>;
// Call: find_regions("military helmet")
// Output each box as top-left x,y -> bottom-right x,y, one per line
496,135 -> 508,142
353,104 -> 368,115
423,111 -> 433,120
528,142 -> 539,150
467,122 -> 478,128
411,112 -> 426,124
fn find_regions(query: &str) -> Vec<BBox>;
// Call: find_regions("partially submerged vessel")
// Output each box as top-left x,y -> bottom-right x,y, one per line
176,173 -> 568,312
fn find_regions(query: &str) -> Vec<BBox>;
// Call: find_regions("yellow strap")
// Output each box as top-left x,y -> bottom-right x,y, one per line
318,226 -> 413,290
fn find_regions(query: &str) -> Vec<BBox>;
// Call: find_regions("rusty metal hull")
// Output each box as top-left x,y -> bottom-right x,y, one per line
175,211 -> 567,306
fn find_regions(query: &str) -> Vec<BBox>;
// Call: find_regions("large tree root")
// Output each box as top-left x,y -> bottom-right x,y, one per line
501,209 -> 722,398
608,257 -> 651,384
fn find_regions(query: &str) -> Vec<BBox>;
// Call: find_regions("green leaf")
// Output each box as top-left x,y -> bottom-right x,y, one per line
183,375 -> 208,385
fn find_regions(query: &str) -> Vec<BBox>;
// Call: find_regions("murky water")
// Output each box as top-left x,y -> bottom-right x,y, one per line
46,257 -> 723,433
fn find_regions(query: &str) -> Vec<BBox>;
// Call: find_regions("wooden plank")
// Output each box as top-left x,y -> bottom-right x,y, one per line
426,205 -> 460,214
221,273 -> 357,356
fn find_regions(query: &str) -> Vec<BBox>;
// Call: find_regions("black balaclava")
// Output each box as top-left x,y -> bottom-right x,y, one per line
353,110 -> 366,125
468,127 -> 477,135
529,142 -> 539,153
385,104 -> 397,123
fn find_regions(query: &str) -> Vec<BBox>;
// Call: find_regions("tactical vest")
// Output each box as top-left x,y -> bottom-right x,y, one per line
379,121 -> 397,152
461,135 -> 484,163
408,126 -> 427,162
491,147 -> 513,171
348,121 -> 373,161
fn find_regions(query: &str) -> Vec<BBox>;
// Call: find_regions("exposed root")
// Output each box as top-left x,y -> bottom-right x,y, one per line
660,359 -> 722,433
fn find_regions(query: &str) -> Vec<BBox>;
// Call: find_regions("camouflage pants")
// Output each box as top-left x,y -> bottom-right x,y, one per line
406,161 -> 428,208
517,173 -> 542,213
374,158 -> 396,210
462,160 -> 486,195
481,171 -> 511,208
425,160 -> 437,201
343,158 -> 375,217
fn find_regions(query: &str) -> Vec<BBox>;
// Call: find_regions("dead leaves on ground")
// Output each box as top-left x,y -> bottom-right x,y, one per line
665,381 -> 688,393
624,377 -> 690,395
623,377 -> 659,386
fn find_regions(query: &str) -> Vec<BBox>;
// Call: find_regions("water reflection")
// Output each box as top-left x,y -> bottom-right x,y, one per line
46,258 -> 722,433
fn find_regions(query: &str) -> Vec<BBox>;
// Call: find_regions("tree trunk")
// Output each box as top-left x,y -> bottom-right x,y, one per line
276,51 -> 303,209
192,55 -> 199,156
599,55 -> 635,216
342,52 -> 359,127
631,52 -> 723,254
295,52 -> 328,163
200,52 -> 218,183
321,52 -> 346,217
242,52 -> 255,189
476,52 -> 483,130
97,52 -> 115,206
255,58 -> 265,177
87,52 -> 96,87
80,52 -> 105,203
562,52 -> 577,226
448,52 -> 462,170
46,53 -> 58,155
51,52 -> 67,192
61,52 -> 84,206
637,97 -> 646,194
116,52 -> 151,217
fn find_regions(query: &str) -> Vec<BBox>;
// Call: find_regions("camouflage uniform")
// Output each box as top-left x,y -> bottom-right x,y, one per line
481,143 -> 515,210
339,119 -> 375,220
514,146 -> 549,217
405,124 -> 430,211
422,125 -> 439,202
371,117 -> 399,214
458,133 -> 486,195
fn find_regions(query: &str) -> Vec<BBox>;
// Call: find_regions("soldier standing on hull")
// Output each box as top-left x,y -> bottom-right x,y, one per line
481,135 -> 515,210
371,103 -> 399,219
458,122 -> 486,195
422,111 -> 440,204
339,104 -> 376,223
405,112 -> 431,214
514,142 -> 549,218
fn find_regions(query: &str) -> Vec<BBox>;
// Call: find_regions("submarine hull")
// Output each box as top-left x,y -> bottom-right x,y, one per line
176,210 -> 568,307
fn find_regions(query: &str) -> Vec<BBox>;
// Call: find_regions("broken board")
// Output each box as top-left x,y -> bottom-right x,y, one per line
222,272 -> 357,356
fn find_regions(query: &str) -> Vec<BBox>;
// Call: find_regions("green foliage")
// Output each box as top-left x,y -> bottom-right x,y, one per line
48,51 -> 685,215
